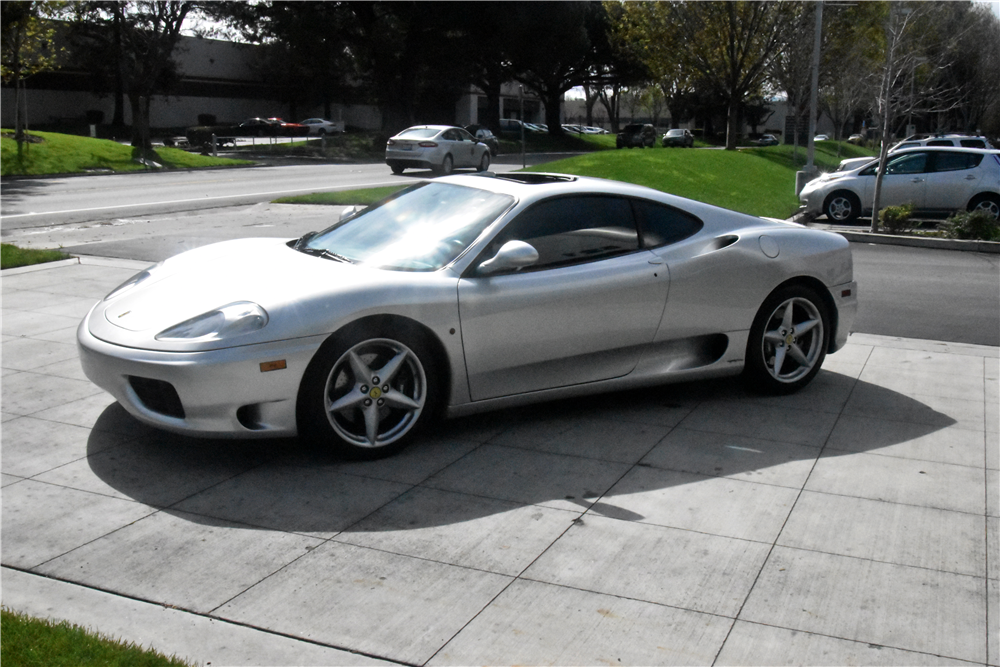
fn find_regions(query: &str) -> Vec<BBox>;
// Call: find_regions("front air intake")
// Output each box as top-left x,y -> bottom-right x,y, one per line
128,376 -> 185,418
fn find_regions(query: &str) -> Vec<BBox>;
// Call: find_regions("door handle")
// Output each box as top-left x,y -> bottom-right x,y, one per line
965,175 -> 977,180
911,178 -> 924,183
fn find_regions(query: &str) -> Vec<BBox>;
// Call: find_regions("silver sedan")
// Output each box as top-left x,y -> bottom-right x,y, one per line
385,125 -> 491,175
79,173 -> 857,458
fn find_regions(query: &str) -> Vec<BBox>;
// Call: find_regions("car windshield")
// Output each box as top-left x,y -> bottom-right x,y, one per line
397,128 -> 440,139
666,130 -> 684,136
301,183 -> 515,271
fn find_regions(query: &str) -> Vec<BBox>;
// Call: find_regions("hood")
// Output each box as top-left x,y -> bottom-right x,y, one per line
88,238 -> 388,351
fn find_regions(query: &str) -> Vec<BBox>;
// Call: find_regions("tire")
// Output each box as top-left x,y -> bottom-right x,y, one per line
743,285 -> 830,394
389,163 -> 405,174
823,191 -> 861,222
968,193 -> 1000,219
299,325 -> 439,459
435,154 -> 454,176
478,151 -> 491,172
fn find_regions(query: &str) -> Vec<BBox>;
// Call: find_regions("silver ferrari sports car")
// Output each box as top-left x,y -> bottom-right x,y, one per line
78,173 -> 858,458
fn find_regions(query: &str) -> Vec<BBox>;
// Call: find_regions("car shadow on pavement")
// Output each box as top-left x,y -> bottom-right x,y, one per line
84,374 -> 957,535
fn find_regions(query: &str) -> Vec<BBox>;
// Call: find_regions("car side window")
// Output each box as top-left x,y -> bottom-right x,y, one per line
630,199 -> 703,248
442,130 -> 459,142
931,152 -> 983,172
486,196 -> 639,272
927,140 -> 953,146
886,152 -> 927,175
960,139 -> 986,148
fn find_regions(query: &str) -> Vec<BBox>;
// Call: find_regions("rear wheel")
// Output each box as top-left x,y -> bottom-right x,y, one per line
435,154 -> 454,176
299,325 -> 439,459
389,163 -> 405,174
744,285 -> 830,394
824,191 -> 861,222
968,193 -> 1000,219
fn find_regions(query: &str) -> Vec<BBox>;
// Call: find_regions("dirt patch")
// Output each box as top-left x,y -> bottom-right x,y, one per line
1,132 -> 45,144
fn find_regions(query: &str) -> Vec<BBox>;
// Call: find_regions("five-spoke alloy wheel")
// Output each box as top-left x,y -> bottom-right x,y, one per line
744,285 -> 830,394
301,327 -> 438,458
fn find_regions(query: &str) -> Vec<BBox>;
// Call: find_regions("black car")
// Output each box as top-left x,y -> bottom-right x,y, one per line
616,124 -> 657,149
465,125 -> 501,156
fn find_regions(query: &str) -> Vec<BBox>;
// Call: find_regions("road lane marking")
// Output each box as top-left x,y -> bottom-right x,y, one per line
0,180 -> 402,220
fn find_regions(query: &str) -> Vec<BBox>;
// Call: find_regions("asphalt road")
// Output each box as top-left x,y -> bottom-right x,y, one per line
2,162 -> 997,347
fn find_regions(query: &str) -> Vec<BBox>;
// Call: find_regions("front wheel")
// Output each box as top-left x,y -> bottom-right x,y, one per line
824,191 -> 860,222
968,193 -> 1000,219
478,151 -> 491,172
743,285 -> 830,394
299,327 -> 439,458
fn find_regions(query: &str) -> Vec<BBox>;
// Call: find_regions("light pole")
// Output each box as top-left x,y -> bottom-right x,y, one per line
796,1 -> 823,196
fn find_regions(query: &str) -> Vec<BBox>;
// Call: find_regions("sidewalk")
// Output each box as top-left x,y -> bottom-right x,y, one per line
2,257 -> 997,666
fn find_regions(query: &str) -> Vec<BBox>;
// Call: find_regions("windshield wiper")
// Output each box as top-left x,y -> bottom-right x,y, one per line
298,246 -> 354,263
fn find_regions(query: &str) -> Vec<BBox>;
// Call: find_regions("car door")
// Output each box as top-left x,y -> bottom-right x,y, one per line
450,129 -> 478,167
458,195 -> 670,401
923,151 -> 984,212
866,151 -> 928,209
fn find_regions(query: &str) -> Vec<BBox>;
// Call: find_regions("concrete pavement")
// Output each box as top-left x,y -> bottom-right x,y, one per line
2,256 -> 997,666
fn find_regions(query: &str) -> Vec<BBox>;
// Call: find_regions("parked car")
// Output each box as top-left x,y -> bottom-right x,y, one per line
800,147 -> 1000,222
78,172 -> 857,458
836,134 -> 995,172
385,125 -> 491,175
847,134 -> 865,145
266,118 -> 309,136
238,117 -> 279,136
464,125 -> 501,156
814,134 -> 829,141
498,118 -> 524,135
616,124 -> 656,148
583,126 -> 609,134
299,118 -> 345,135
754,134 -> 779,146
662,128 -> 694,148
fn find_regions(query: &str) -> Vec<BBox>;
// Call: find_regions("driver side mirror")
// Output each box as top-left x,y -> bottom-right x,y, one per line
477,240 -> 539,275
340,205 -> 365,221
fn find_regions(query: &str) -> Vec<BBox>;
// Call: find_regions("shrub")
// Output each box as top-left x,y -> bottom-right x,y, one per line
940,209 -> 1000,241
879,204 -> 914,235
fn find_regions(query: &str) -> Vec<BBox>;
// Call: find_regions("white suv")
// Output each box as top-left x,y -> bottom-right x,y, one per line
836,134 -> 994,172
800,147 -> 1000,222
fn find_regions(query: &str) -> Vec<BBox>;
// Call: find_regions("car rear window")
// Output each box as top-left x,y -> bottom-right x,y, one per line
397,128 -> 439,139
932,152 -> 984,172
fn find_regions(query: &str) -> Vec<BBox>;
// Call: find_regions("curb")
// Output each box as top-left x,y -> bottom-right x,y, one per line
833,230 -> 1000,253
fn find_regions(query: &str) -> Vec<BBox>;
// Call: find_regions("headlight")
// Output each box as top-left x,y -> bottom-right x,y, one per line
104,263 -> 161,301
155,302 -> 269,341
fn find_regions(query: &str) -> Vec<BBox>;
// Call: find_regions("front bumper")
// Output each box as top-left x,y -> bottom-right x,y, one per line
77,317 -> 327,438
829,280 -> 859,353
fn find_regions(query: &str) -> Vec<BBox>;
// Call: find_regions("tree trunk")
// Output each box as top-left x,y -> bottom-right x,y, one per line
544,90 -> 564,136
725,100 -> 739,150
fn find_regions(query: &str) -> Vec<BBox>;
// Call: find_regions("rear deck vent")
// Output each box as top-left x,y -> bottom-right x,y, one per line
494,172 -> 577,184
129,376 -> 185,419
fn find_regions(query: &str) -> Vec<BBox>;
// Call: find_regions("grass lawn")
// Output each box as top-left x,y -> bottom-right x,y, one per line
273,185 -> 407,206
1,243 -> 69,270
523,141 -> 876,219
1,130 -> 253,176
1,608 -> 194,667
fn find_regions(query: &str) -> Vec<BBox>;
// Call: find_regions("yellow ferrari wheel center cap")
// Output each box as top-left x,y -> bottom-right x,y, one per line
369,387 -> 382,399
